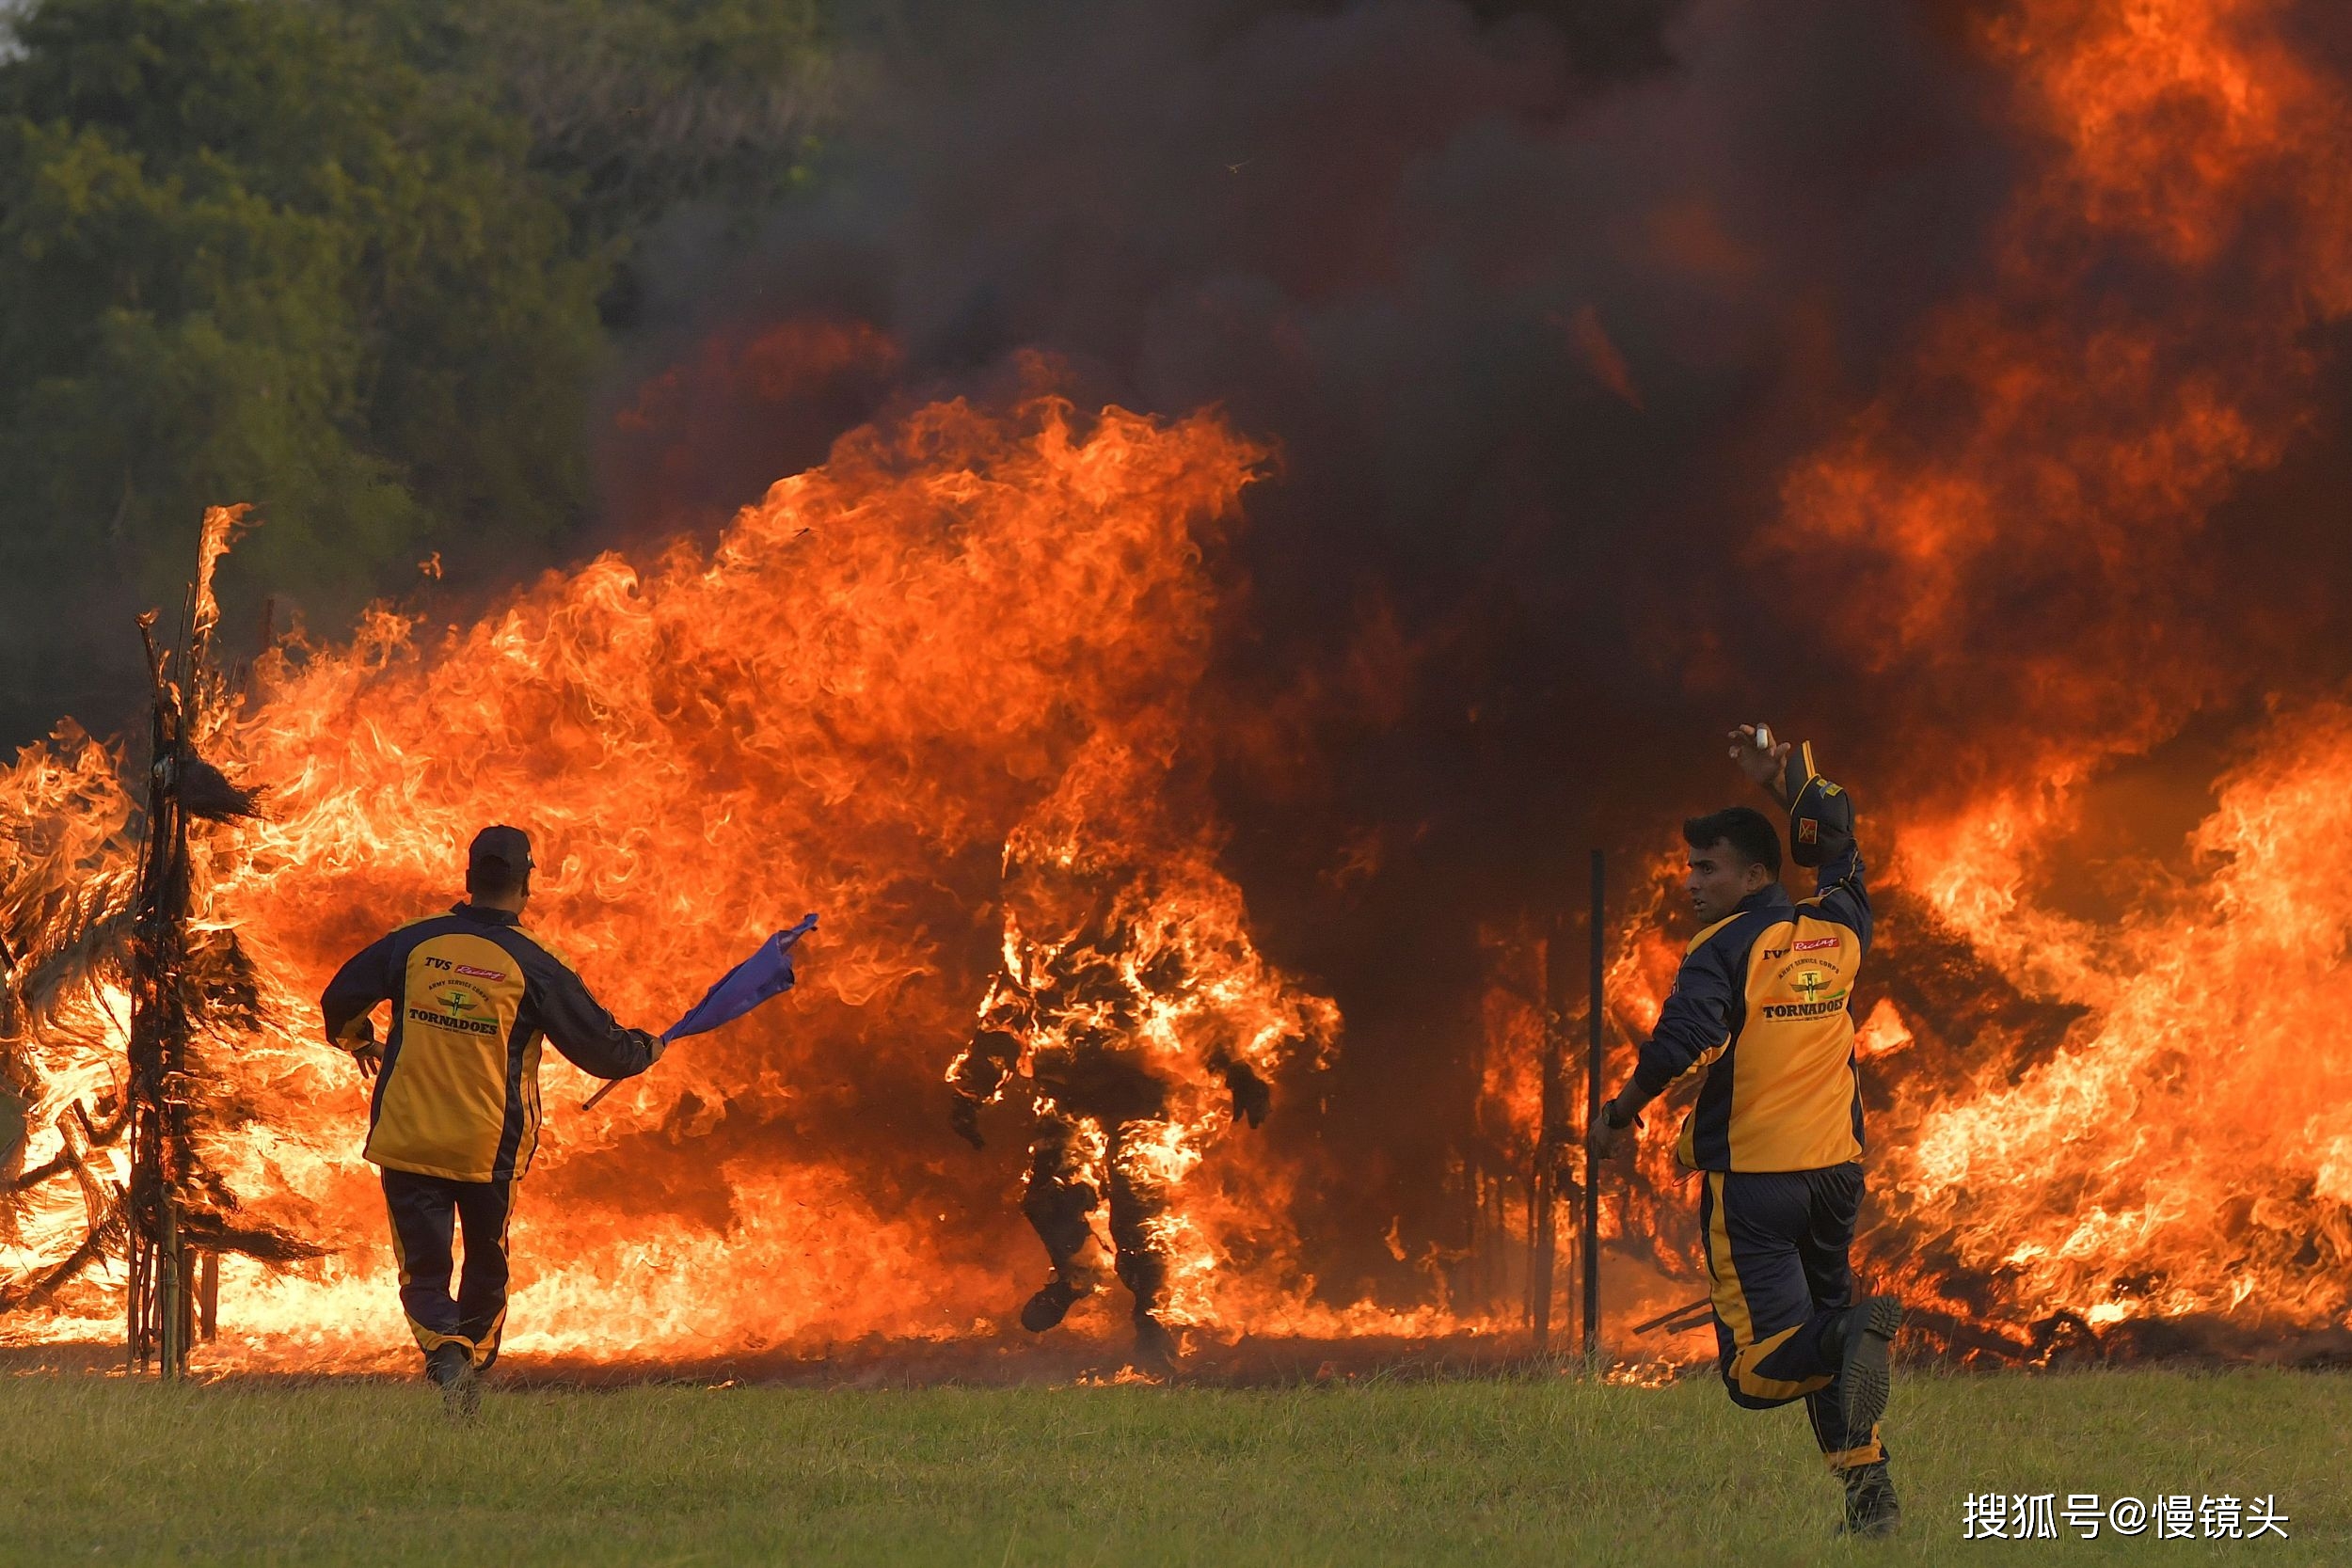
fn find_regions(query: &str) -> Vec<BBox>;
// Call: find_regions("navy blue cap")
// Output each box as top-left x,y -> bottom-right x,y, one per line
467,824 -> 535,877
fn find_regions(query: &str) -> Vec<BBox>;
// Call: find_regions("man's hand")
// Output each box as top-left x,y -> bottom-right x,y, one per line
646,1032 -> 669,1065
337,1018 -> 382,1081
1729,723 -> 1791,802
949,1094 -> 986,1149
1586,1093 -> 1640,1160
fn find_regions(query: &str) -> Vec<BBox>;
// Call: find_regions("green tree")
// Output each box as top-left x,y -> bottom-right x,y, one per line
0,0 -> 602,735
365,0 -> 833,256
0,0 -> 834,744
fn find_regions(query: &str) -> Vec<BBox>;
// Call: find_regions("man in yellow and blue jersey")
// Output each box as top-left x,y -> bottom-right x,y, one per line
321,825 -> 661,1413
1590,725 -> 1903,1538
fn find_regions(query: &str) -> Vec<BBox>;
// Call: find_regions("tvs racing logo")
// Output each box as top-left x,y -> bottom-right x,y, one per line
1791,936 -> 1839,953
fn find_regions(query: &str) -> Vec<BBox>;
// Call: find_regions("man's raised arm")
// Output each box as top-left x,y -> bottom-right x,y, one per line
1778,738 -> 1869,952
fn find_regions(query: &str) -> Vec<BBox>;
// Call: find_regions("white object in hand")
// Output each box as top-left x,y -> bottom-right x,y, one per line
1753,722 -> 1773,752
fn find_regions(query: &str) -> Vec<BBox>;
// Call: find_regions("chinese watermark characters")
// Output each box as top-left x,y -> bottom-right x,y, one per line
1963,1493 -> 2289,1541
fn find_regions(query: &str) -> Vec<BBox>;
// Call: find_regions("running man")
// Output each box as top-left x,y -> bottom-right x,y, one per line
1589,725 -> 1902,1537
320,825 -> 662,1414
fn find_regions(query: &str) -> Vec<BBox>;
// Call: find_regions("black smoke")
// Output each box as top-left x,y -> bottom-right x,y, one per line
598,0 -> 2035,1304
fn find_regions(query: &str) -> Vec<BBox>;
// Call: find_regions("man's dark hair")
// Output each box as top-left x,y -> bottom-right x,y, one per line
466,863 -> 529,901
1683,806 -> 1783,878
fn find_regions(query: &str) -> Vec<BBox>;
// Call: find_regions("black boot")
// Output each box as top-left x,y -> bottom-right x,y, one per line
1131,1311 -> 1179,1372
1839,1461 -> 1901,1538
1830,1295 -> 1904,1434
425,1341 -> 480,1421
1020,1277 -> 1089,1333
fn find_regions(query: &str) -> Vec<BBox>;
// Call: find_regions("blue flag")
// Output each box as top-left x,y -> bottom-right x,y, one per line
661,914 -> 818,1043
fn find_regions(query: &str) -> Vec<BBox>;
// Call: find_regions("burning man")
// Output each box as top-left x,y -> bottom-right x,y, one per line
1588,726 -> 1903,1539
319,825 -> 663,1414
947,845 -> 1277,1371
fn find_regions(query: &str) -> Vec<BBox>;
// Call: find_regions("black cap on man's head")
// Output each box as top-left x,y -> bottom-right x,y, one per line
468,825 -> 535,879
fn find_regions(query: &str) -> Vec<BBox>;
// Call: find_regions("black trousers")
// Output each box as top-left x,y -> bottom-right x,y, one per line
381,1168 -> 516,1370
1697,1163 -> 1886,1470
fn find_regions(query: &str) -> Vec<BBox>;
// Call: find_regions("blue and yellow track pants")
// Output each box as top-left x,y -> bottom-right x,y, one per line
381,1168 -> 516,1371
1697,1161 -> 1885,1470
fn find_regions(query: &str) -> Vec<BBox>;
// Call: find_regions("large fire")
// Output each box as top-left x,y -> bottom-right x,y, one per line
1467,0 -> 2352,1367
0,394 -> 1422,1369
8,0 -> 2352,1371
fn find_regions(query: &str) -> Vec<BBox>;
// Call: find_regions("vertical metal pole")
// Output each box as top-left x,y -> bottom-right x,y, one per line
1529,934 -> 1558,1351
1583,848 -> 1604,1367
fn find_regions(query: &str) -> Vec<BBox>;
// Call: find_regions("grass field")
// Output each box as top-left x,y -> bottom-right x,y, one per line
0,1365 -> 2344,1566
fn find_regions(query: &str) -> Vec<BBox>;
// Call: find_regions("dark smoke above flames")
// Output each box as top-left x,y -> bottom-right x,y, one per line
597,0 -> 2352,1344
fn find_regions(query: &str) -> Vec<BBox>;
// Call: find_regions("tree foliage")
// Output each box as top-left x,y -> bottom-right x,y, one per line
369,0 -> 832,250
0,0 -> 830,742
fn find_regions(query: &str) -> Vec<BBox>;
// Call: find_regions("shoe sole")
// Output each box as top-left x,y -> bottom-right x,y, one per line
1020,1283 -> 1090,1333
1837,1296 -> 1904,1435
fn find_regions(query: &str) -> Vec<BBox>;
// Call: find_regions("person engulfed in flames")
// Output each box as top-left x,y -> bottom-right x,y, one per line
946,762 -> 1327,1370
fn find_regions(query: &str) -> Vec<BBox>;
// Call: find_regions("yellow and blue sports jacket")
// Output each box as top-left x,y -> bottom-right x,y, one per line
1629,745 -> 1871,1173
320,904 -> 658,1184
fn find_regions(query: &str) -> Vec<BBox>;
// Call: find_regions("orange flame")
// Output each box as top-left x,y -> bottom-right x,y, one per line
3,393 -> 1475,1367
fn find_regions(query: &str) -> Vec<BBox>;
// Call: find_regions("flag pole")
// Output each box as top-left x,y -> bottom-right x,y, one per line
581,912 -> 818,1110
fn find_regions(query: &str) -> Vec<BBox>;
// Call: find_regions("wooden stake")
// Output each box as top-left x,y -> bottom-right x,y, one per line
156,1202 -> 182,1379
126,569 -> 203,1377
199,1250 -> 219,1342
